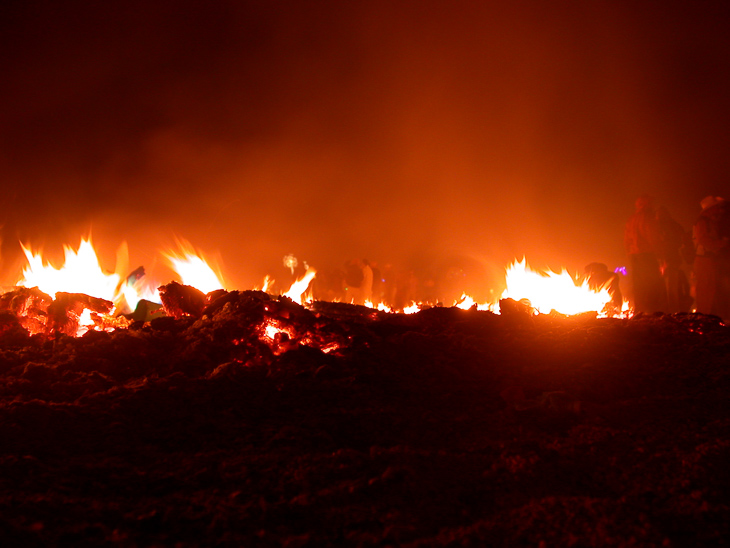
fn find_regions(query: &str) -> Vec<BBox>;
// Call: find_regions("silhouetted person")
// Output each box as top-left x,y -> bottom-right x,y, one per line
440,264 -> 467,307
361,259 -> 373,304
312,268 -> 346,302
369,261 -> 383,304
344,258 -> 373,305
693,196 -> 730,318
393,268 -> 418,311
656,206 -> 692,313
624,195 -> 667,313
585,262 -> 623,315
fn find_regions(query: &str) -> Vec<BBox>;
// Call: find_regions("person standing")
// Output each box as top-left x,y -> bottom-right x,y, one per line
693,196 -> 730,318
656,205 -> 692,313
584,262 -> 623,315
344,258 -> 374,305
624,195 -> 667,313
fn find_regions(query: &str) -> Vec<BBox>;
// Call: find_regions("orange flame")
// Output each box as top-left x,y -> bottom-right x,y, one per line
9,235 -> 624,338
500,258 -> 613,315
164,243 -> 225,294
17,238 -> 120,301
283,268 -> 316,304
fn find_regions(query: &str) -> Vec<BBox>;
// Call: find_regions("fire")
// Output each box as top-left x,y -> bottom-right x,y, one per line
5,234 -> 626,340
164,244 -> 225,294
13,239 -> 129,336
455,293 -> 492,311
260,275 -> 273,293
119,279 -> 160,313
9,237 -> 231,337
364,300 -> 393,312
500,258 -> 613,315
402,302 -> 421,314
18,238 -> 121,301
283,268 -> 316,304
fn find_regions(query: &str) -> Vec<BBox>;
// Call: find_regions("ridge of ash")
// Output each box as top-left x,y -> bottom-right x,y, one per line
0,290 -> 729,546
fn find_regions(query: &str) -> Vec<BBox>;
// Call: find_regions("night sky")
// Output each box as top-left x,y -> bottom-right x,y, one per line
2,1 -> 730,294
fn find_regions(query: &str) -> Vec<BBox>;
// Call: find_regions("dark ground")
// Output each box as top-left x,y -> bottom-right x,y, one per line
1,291 -> 729,546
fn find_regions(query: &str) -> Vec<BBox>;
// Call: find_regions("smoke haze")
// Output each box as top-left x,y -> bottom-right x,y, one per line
2,1 -> 730,293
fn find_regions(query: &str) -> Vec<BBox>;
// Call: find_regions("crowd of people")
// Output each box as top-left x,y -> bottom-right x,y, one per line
624,194 -> 730,319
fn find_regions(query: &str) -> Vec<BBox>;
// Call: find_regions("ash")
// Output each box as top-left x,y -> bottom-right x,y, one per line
0,291 -> 729,546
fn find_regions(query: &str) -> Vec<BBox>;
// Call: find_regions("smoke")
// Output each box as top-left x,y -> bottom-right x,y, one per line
2,1 -> 730,290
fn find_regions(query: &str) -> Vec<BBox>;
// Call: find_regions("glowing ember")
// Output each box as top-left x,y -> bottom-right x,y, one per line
501,258 -> 612,315
77,308 -> 98,336
283,268 -> 316,304
264,324 -> 282,340
257,318 -> 299,355
18,238 -> 120,301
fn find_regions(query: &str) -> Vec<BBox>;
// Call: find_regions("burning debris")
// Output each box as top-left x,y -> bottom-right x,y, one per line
0,286 -> 52,335
3,240 -> 644,335
0,287 -> 127,338
0,238 -> 637,344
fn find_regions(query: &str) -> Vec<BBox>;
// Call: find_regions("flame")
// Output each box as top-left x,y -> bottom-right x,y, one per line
455,293 -> 492,311
165,243 -> 225,294
283,268 -> 316,304
120,280 -> 160,312
500,258 -> 612,315
260,275 -> 273,293
8,234 -> 625,341
18,238 -> 121,301
365,300 -> 393,313
402,302 -> 421,314
12,238 -> 227,336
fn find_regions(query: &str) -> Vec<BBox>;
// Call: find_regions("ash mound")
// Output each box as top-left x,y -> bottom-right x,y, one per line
1,291 -> 729,546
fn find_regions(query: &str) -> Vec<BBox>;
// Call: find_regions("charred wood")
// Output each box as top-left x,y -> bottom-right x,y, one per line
158,281 -> 206,319
47,292 -> 114,337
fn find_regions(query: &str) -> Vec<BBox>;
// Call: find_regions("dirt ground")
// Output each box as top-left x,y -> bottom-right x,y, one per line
1,292 -> 728,546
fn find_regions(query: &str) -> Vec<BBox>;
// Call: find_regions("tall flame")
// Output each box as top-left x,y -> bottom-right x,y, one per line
283,268 -> 316,304
18,238 -> 121,300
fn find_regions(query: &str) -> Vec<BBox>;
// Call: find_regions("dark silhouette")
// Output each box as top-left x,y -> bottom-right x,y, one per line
693,196 -> 730,319
343,259 -> 373,305
656,206 -> 692,313
584,262 -> 623,315
624,195 -> 667,313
